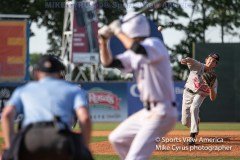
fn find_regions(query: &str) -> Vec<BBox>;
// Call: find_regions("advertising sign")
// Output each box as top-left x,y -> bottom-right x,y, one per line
72,1 -> 99,64
0,20 -> 29,82
82,83 -> 128,122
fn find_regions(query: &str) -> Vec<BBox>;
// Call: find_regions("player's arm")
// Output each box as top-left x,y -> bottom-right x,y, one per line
76,107 -> 92,147
180,57 -> 195,65
98,26 -> 125,69
209,87 -> 217,101
1,105 -> 16,149
181,57 -> 204,73
209,80 -> 218,101
98,36 -> 113,66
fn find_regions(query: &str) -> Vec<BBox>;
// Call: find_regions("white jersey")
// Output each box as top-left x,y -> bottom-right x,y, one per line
185,59 -> 218,97
117,37 -> 175,103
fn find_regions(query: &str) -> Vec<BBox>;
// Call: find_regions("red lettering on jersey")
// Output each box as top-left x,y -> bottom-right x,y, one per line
193,77 -> 210,93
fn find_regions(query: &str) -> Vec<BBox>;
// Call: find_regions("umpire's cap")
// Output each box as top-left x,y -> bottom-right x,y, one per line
208,53 -> 220,62
36,55 -> 65,73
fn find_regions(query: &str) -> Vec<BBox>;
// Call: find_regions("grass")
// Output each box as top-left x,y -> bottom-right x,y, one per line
91,122 -> 240,131
93,122 -> 120,131
1,122 -> 240,157
94,155 -> 240,160
91,136 -> 108,143
0,138 -> 3,151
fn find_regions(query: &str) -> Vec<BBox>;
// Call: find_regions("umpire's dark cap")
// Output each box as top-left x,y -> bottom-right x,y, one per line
36,55 -> 65,73
209,53 -> 220,62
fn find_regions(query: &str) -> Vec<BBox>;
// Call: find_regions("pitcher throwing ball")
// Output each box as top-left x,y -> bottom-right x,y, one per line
98,13 -> 177,160
181,53 -> 220,145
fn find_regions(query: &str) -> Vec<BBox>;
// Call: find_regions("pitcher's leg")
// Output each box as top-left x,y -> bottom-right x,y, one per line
190,95 -> 205,134
181,90 -> 193,128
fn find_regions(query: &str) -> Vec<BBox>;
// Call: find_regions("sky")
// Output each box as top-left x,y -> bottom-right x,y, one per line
29,0 -> 240,54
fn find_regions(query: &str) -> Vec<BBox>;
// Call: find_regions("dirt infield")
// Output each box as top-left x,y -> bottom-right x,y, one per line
90,130 -> 240,157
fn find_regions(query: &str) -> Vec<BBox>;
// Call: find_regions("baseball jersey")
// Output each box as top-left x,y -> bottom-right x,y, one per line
7,77 -> 88,128
185,59 -> 218,96
117,37 -> 175,103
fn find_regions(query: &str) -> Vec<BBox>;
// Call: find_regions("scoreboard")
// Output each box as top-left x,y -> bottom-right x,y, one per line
0,20 -> 29,82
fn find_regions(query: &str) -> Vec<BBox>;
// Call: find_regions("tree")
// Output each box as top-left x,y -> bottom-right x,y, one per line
0,0 -> 125,55
172,0 -> 240,80
29,53 -> 42,66
132,0 -> 189,80
0,0 -> 65,55
98,0 -> 126,25
132,0 -> 188,36
206,0 -> 240,43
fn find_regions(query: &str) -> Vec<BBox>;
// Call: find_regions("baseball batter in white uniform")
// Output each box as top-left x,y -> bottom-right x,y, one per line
181,54 -> 220,145
98,13 -> 178,160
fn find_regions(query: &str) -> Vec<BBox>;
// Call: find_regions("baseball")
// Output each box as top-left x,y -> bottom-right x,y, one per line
157,26 -> 163,31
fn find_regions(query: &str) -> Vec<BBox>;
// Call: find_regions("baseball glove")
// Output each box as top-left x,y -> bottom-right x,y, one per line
202,71 -> 217,87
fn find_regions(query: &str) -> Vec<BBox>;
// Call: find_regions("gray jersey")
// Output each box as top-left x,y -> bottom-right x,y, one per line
117,37 -> 175,103
185,59 -> 218,97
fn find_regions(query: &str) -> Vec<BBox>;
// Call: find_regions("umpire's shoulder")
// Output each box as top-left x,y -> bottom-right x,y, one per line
65,81 -> 87,93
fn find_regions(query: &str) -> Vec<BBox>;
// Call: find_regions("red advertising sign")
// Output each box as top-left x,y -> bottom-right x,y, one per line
89,89 -> 121,110
0,21 -> 27,82
71,1 -> 99,64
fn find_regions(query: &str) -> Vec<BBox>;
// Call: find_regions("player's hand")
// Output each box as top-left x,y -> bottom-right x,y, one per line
181,57 -> 191,65
98,36 -> 107,46
109,20 -> 122,35
180,58 -> 187,65
98,25 -> 113,39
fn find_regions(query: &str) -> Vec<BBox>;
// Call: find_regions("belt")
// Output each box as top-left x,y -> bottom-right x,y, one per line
185,88 -> 196,95
144,101 -> 176,111
29,121 -> 55,128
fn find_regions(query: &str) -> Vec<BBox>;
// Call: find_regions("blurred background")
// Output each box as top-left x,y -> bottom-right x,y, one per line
0,0 -> 240,122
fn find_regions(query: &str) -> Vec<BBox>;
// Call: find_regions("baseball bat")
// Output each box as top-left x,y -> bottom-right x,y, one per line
121,0 -> 168,23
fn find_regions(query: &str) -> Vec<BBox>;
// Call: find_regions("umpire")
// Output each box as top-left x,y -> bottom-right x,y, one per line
1,55 -> 93,160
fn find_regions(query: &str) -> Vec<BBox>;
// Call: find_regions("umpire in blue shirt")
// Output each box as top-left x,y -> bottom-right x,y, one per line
1,55 -> 93,160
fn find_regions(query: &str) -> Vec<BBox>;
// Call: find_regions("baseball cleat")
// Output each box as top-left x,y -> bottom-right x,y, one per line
188,132 -> 197,145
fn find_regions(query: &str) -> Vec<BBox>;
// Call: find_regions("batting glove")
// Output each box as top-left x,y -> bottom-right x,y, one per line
98,25 -> 113,39
109,20 -> 122,35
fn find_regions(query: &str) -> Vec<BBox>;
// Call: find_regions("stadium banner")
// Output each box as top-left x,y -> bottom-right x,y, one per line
82,83 -> 128,122
0,20 -> 29,82
0,82 -> 184,122
71,1 -> 99,64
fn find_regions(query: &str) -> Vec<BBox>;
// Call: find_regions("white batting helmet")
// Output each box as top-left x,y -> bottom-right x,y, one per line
121,12 -> 150,38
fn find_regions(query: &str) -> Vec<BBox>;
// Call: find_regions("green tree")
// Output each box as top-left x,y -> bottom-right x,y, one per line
29,53 -> 42,66
0,0 -> 125,55
206,0 -> 240,43
172,0 -> 240,80
0,0 -> 65,55
98,0 -> 126,25
132,0 -> 189,80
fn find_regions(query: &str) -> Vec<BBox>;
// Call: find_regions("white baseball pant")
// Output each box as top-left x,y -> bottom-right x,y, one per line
181,89 -> 205,133
109,102 -> 177,160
